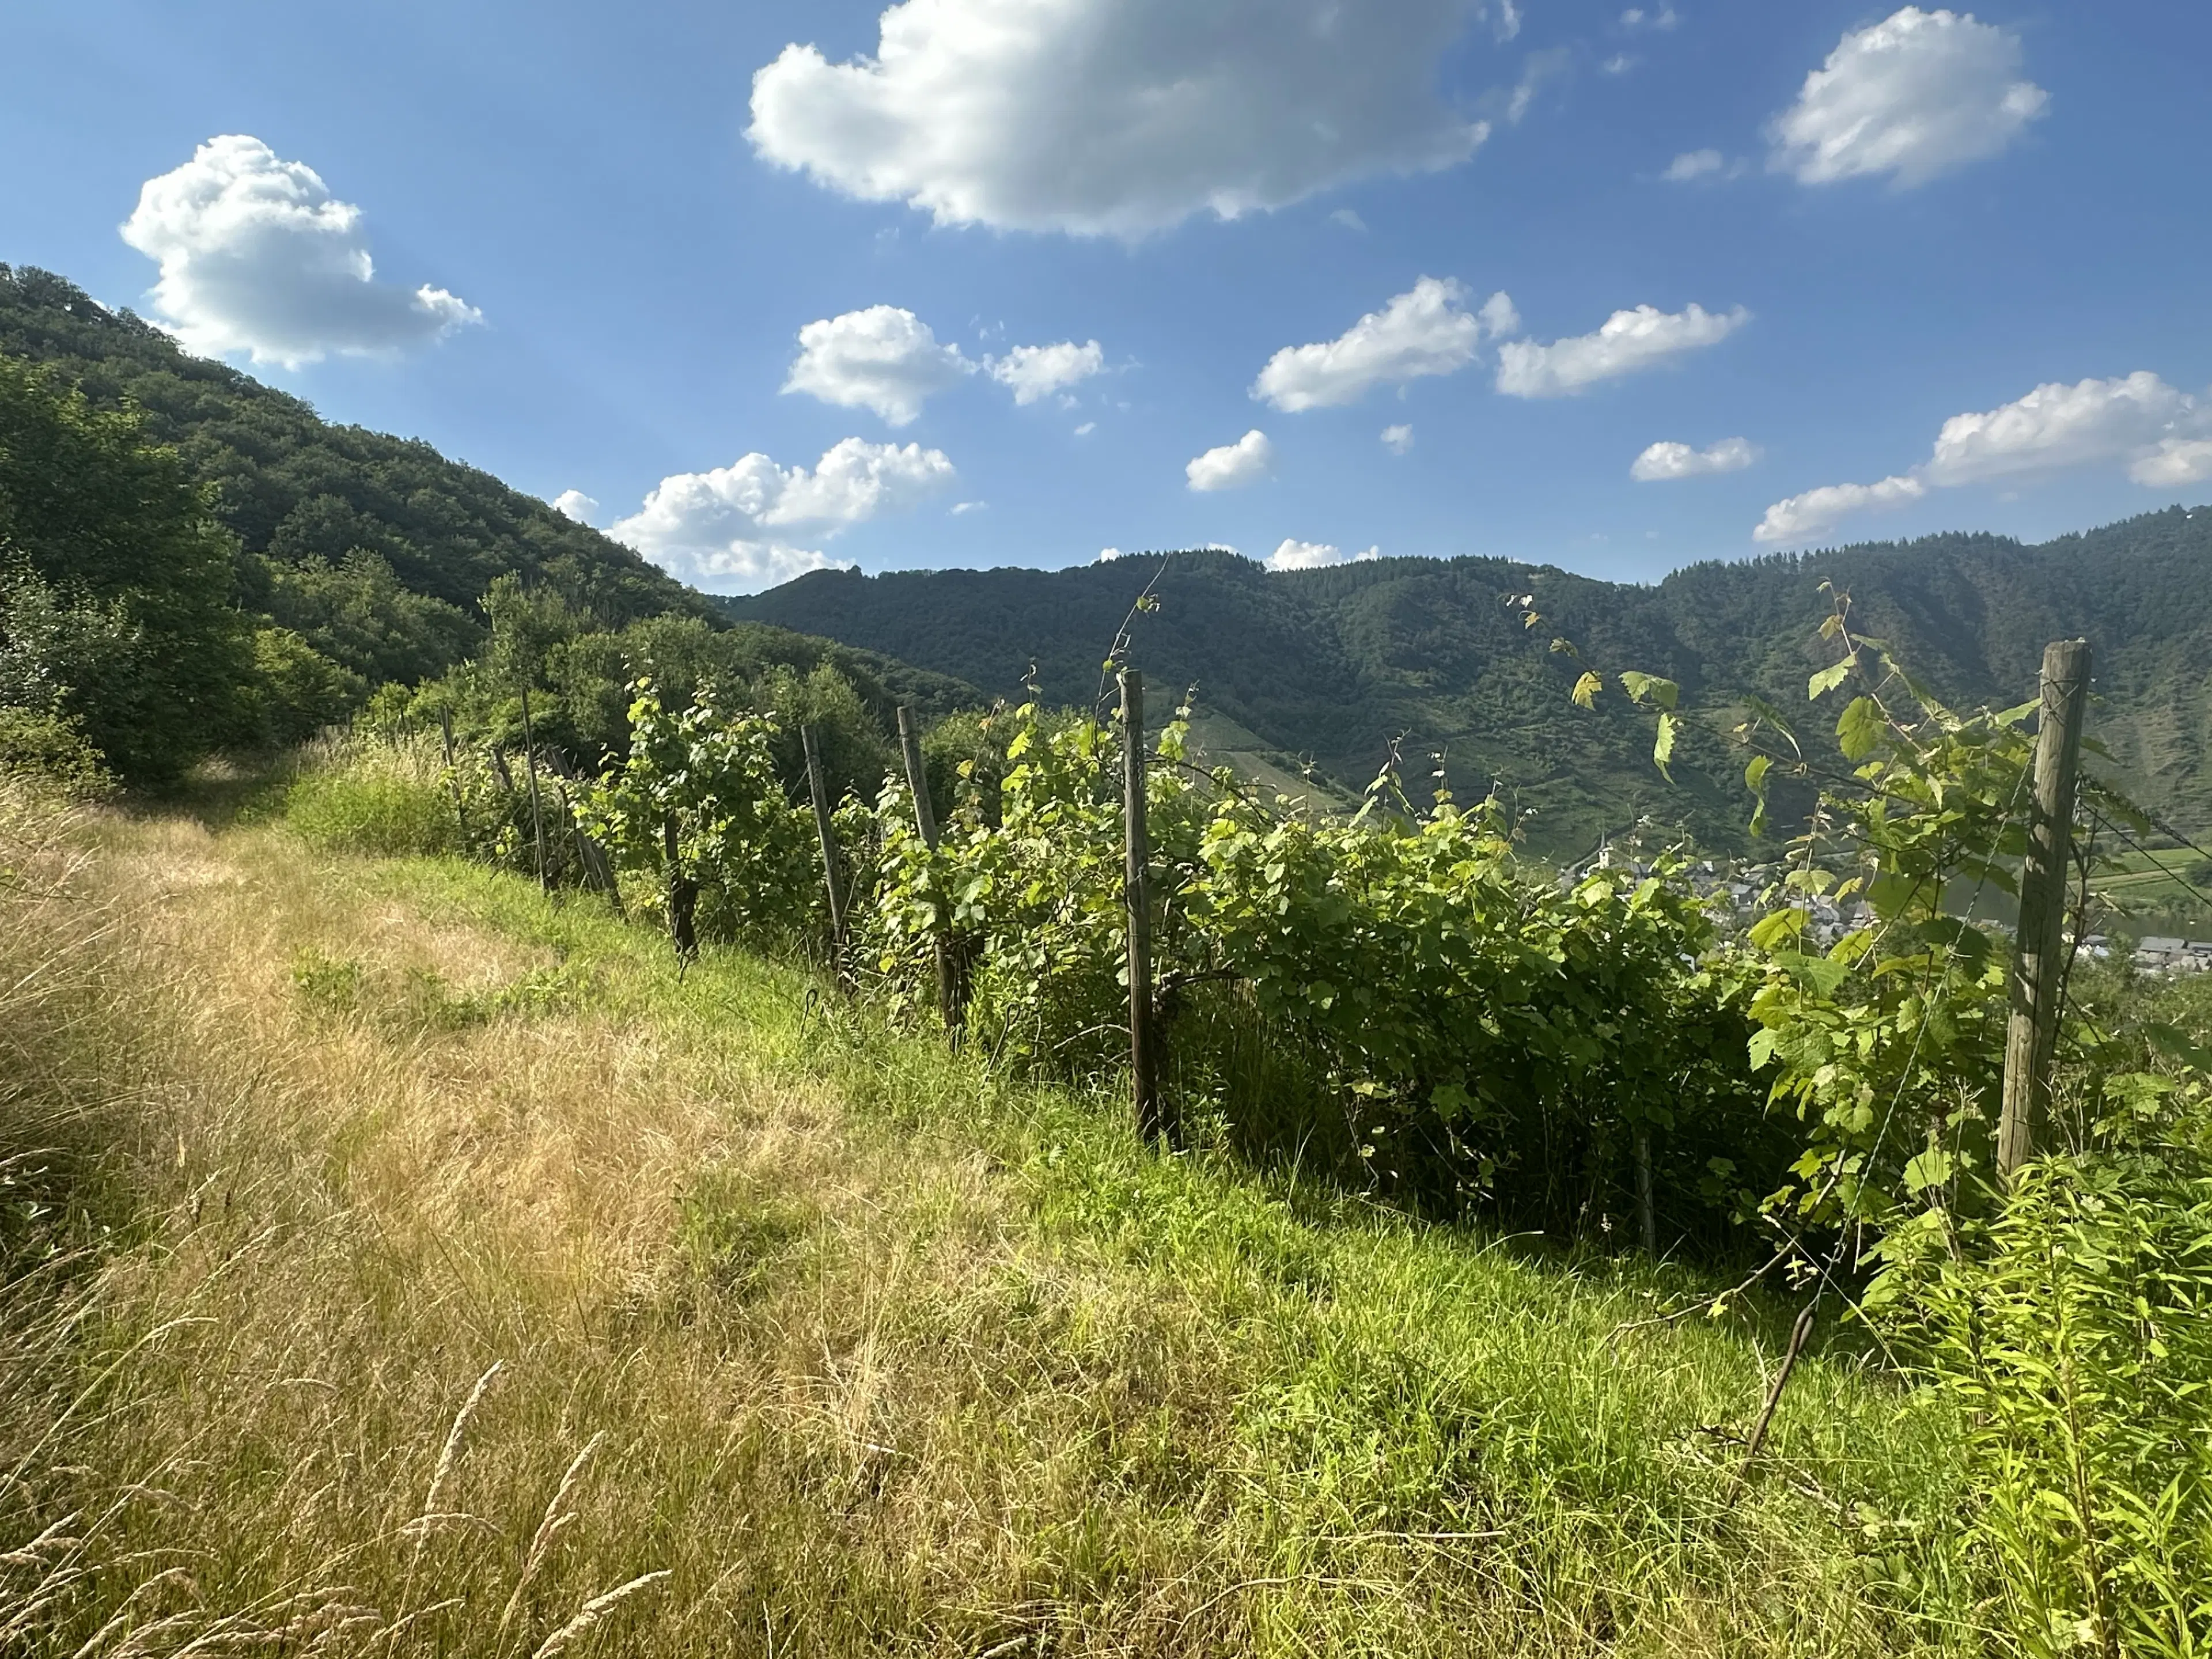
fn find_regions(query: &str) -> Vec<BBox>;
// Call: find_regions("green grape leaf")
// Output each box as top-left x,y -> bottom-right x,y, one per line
1807,656 -> 1856,700
1836,695 -> 1884,761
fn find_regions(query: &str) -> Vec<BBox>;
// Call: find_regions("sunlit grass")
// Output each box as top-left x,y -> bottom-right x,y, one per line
0,779 -> 1979,1655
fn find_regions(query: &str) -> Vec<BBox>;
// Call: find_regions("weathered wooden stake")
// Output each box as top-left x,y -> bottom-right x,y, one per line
1634,1127 -> 1657,1255
896,705 -> 964,1034
1728,1302 -> 1817,1505
547,752 -> 620,915
437,707 -> 465,842
517,684 -> 550,893
1999,638 -> 2091,1183
801,724 -> 852,993
662,812 -> 696,964
1121,671 -> 1165,1145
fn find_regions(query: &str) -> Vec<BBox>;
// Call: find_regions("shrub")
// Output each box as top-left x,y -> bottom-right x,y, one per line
1869,1157 -> 2212,1656
0,704 -> 111,796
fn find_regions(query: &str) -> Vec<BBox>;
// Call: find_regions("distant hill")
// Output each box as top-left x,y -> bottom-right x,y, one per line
0,264 -> 708,628
728,509 -> 2212,854
0,263 -> 976,725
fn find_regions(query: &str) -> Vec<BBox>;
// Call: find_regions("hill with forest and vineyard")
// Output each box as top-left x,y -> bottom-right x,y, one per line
7,256 -> 2209,853
728,507 -> 2212,854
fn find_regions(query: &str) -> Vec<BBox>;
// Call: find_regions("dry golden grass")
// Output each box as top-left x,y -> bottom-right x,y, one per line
0,782 -> 1978,1656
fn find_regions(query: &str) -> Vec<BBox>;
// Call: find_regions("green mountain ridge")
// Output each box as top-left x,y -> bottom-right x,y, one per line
728,510 -> 2212,853
0,263 -> 982,758
11,256 -> 2205,853
0,264 -> 707,628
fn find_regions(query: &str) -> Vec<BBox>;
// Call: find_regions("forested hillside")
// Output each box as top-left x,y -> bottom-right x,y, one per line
730,508 -> 2212,851
0,264 -> 703,626
0,263 -> 976,785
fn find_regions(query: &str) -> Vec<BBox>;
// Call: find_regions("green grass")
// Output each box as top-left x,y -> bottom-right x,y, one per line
2090,844 -> 2212,927
0,786 -> 1982,1656
388,856 -> 1978,1649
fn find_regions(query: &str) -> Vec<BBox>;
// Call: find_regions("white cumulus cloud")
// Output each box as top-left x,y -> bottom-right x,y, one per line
1186,429 -> 1274,491
1631,437 -> 1760,480
1254,276 -> 1512,412
986,339 -> 1105,405
2132,438 -> 2212,490
551,490 -> 599,524
1770,7 -> 2047,188
1753,475 -> 1926,544
1267,539 -> 1380,571
747,0 -> 1493,238
1662,148 -> 1723,181
119,134 -> 479,369
1494,302 -> 1747,398
1925,373 -> 2194,484
610,437 -> 955,593
1755,372 -> 2212,543
783,305 -> 975,426
1382,423 -> 1415,454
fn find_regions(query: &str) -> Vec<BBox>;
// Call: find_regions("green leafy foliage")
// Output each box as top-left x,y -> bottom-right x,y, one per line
861,700 -> 1782,1232
1870,1156 -> 2212,1656
1730,624 -> 2039,1228
255,550 -> 480,685
0,355 -> 249,781
574,683 -> 821,952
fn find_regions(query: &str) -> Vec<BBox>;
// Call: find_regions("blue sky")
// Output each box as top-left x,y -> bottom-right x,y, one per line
3,0 -> 2207,592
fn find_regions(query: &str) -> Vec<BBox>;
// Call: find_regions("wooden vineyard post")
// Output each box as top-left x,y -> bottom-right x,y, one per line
1998,638 -> 2091,1184
517,684 -> 550,893
1120,671 -> 1166,1145
546,747 -> 622,916
1726,1302 -> 1817,1505
662,812 -> 697,964
896,705 -> 965,1035
1634,1128 -> 1657,1255
438,707 -> 467,846
801,725 -> 853,994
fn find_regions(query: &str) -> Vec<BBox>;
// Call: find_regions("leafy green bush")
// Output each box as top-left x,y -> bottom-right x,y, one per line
0,704 -> 110,795
0,355 -> 250,783
1870,1157 -> 2212,1656
574,681 -> 822,953
861,698 -> 1781,1233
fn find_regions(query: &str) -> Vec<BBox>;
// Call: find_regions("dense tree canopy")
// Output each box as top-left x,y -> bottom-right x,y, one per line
0,355 -> 248,780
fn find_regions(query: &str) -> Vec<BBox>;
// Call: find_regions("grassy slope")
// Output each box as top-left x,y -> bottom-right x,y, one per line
0,785 -> 1976,1656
